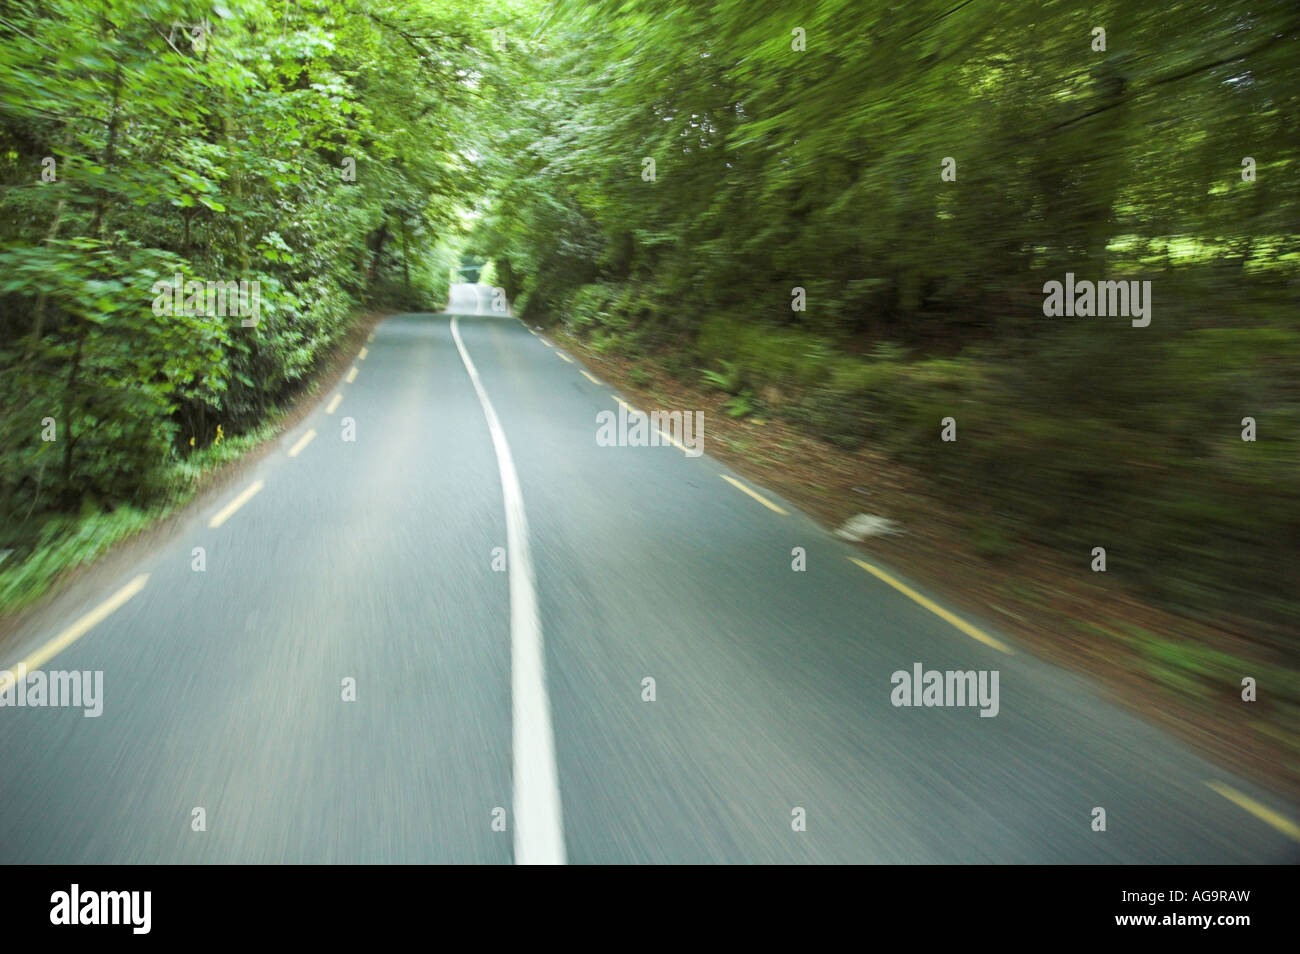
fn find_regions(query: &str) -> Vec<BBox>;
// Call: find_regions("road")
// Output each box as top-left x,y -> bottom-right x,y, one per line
0,284 -> 1295,863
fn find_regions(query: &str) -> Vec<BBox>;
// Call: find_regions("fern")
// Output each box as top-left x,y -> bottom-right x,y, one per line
700,359 -> 742,394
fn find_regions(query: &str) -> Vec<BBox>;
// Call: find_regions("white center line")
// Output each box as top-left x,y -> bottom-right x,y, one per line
450,314 -> 565,865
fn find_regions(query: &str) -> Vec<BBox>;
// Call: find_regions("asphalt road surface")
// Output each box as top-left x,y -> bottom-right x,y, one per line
1,284 -> 1295,863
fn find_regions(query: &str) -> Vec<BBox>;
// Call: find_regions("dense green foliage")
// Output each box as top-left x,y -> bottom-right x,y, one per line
471,0 -> 1300,630
1,0 -> 1296,633
1,0 -> 500,586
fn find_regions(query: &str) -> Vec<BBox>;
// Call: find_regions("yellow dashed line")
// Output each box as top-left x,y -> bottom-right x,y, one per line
367,332 -> 375,342
849,558 -> 1013,654
345,366 -> 358,383
325,393 -> 342,415
0,574 -> 149,692
541,338 -> 553,348
288,428 -> 316,458
209,479 -> 264,529
580,370 -> 603,386
609,393 -> 690,453
556,352 -> 573,364
656,428 -> 689,453
1206,781 -> 1300,842
607,394 -> 689,453
719,474 -> 789,515
358,347 -> 369,360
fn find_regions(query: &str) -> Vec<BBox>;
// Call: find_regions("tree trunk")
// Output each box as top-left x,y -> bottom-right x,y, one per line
61,327 -> 85,491
401,217 -> 411,291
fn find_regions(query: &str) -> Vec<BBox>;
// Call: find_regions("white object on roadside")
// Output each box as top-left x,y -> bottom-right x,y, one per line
834,513 -> 901,541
